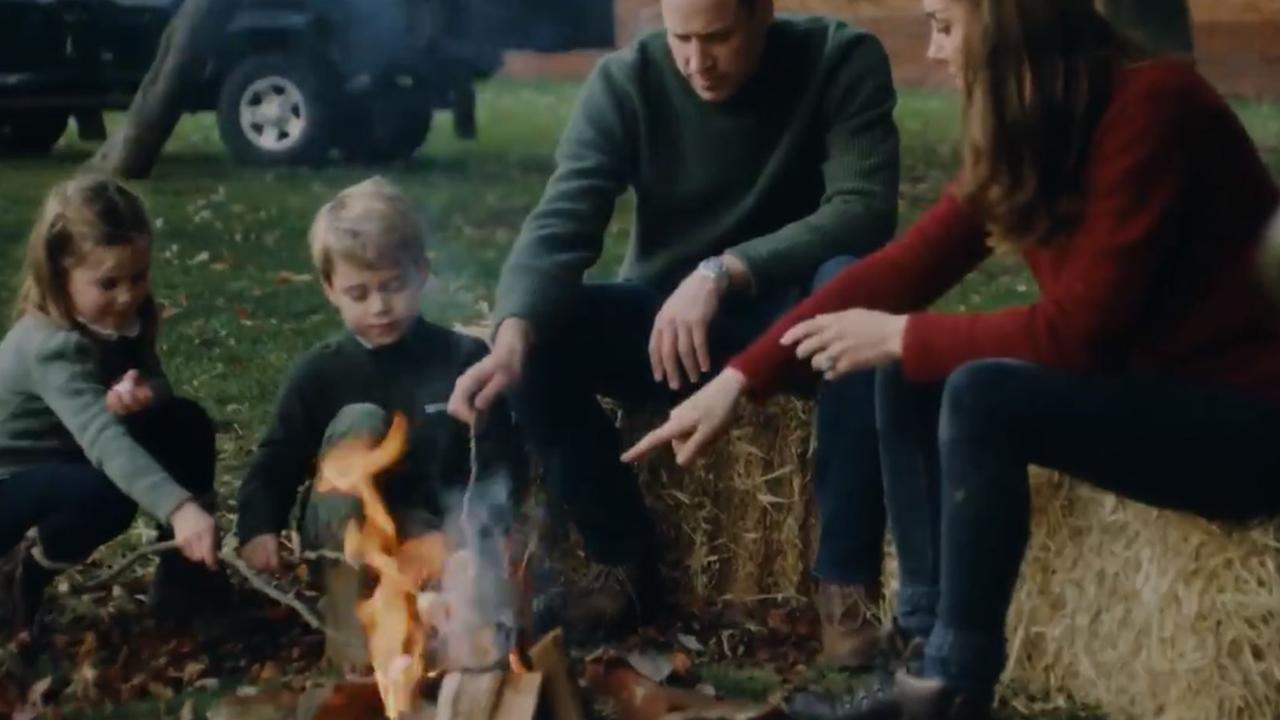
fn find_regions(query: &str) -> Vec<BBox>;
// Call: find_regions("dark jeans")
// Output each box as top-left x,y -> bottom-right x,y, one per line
877,359 -> 1280,698
513,257 -> 886,585
0,397 -> 216,566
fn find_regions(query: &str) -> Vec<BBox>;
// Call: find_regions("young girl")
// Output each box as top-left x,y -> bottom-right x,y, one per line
0,174 -> 224,640
626,0 -> 1280,717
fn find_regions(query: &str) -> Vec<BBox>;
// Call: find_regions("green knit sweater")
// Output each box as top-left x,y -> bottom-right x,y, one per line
0,314 -> 189,521
494,15 -> 900,332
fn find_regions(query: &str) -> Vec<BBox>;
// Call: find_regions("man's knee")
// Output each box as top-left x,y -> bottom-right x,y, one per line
321,403 -> 390,452
812,255 -> 858,292
301,491 -> 363,551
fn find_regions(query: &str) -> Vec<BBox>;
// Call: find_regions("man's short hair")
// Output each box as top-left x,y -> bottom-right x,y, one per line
308,176 -> 428,283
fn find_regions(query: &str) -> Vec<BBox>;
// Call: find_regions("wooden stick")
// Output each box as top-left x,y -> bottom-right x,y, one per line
75,540 -> 179,590
75,541 -> 352,593
529,629 -> 585,720
220,551 -> 339,637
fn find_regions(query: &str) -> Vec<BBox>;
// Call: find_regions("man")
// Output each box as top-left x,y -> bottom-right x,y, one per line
449,0 -> 899,662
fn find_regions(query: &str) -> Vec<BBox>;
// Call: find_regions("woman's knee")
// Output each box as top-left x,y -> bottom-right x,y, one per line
938,359 -> 1038,462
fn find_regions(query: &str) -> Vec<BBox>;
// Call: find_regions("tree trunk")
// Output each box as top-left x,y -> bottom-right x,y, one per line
1101,0 -> 1195,56
89,0 -> 240,179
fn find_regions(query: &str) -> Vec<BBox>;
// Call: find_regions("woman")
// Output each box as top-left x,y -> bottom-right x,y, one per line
623,0 -> 1280,716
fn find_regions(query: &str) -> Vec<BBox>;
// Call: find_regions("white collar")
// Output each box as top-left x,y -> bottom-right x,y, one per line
77,315 -> 141,340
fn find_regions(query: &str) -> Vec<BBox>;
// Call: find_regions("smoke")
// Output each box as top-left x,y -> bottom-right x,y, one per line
418,467 -> 519,671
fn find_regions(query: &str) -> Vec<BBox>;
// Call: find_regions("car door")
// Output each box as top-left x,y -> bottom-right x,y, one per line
80,0 -> 180,89
0,0 -> 72,79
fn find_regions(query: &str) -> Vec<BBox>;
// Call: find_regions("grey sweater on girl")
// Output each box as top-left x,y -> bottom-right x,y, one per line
0,314 -> 189,521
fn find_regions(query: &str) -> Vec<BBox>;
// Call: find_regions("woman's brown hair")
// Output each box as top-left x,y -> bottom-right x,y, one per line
955,0 -> 1140,247
13,174 -> 159,343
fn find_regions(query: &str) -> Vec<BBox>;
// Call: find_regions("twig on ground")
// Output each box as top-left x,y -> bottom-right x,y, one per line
219,552 -> 338,636
73,539 -> 354,639
75,540 -> 180,591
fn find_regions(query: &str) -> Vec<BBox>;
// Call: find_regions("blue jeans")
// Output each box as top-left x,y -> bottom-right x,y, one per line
512,257 -> 885,585
877,359 -> 1280,699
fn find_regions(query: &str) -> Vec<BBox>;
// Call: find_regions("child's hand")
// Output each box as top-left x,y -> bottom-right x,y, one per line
240,533 -> 282,574
169,500 -> 219,569
106,369 -> 155,416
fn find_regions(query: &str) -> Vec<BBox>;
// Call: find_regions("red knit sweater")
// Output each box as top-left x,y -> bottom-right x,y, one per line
730,59 -> 1280,405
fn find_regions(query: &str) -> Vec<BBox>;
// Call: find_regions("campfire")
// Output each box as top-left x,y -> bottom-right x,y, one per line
308,413 -> 578,720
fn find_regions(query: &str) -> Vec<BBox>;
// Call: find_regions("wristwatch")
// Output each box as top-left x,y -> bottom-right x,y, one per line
697,255 -> 730,290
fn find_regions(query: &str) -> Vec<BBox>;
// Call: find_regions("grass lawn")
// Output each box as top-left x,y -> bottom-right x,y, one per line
1,78 -> 1278,718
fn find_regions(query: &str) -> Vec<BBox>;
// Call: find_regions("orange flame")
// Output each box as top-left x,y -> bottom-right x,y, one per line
316,413 -> 445,719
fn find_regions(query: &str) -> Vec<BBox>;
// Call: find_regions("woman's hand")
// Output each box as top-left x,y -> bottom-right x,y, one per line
169,500 -> 218,569
105,369 -> 155,416
621,369 -> 746,466
781,309 -> 907,380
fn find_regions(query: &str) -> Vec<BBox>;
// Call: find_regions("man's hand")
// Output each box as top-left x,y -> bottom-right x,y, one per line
105,369 -> 156,416
240,533 -> 282,574
649,269 -> 729,391
169,500 -> 218,570
448,318 -> 533,425
622,368 -> 746,466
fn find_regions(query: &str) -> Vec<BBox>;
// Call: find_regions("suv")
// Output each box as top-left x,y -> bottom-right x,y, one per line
0,0 -> 500,164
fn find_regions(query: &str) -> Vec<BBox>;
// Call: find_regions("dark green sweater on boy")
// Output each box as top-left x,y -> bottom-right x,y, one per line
235,318 -> 523,543
494,16 -> 900,333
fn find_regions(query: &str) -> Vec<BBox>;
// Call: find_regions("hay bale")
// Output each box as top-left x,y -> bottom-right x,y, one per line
621,398 -> 1280,720
620,398 -> 818,602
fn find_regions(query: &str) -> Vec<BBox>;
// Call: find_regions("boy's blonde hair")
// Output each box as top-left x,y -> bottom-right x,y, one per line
308,176 -> 428,283
14,173 -> 159,343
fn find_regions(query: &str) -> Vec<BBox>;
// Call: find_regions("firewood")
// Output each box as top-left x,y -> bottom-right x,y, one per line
528,629 -> 585,720
437,671 -> 505,720
491,672 -> 543,720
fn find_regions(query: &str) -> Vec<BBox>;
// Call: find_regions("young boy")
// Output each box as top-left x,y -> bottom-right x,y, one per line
235,177 -> 522,663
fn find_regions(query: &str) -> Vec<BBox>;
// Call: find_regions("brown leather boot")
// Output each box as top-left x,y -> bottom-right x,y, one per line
815,581 -> 883,670
1,535 -> 53,642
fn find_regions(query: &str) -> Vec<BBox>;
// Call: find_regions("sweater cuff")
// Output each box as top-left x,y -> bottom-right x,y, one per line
139,481 -> 193,525
900,313 -> 955,384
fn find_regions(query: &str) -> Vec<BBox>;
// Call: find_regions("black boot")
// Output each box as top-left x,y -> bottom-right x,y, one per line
1,536 -> 56,642
148,547 -> 233,621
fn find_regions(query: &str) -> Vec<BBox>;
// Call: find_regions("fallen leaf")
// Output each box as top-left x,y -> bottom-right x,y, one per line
676,634 -> 705,653
626,652 -> 675,683
274,271 -> 313,285
586,661 -> 773,720
181,660 -> 208,685
147,681 -> 175,701
189,251 -> 211,265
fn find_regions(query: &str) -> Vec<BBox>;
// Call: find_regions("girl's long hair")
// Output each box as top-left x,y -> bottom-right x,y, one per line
955,0 -> 1142,247
14,174 -> 159,345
